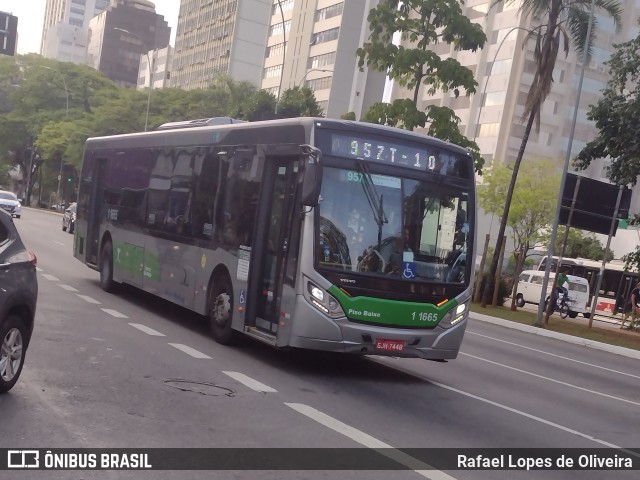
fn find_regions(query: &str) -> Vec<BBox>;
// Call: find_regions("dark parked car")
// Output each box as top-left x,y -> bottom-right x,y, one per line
0,209 -> 38,393
62,202 -> 76,234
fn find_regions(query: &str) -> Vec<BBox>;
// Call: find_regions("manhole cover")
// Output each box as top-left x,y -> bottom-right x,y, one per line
164,379 -> 235,397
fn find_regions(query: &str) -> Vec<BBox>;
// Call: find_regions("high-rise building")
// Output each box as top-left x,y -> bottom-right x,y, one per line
137,45 -> 173,91
86,0 -> 171,88
170,0 -> 272,90
388,0 -> 640,255
261,0 -> 386,118
40,0 -> 110,64
390,0 -> 640,173
0,11 -> 18,56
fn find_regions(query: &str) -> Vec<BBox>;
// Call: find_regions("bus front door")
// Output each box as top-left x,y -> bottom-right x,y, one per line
252,158 -> 299,335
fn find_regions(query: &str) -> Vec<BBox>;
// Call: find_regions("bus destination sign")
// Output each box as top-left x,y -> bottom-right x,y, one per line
328,132 -> 470,178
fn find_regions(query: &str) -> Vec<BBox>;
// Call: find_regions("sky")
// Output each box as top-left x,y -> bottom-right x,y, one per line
1,0 -> 181,55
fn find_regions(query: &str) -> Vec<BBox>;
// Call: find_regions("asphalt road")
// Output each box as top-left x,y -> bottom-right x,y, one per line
1,208 -> 638,480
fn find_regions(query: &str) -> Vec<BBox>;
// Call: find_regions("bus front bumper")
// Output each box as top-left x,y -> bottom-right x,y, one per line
288,302 -> 468,360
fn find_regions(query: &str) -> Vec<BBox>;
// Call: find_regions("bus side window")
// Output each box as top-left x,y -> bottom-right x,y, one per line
162,148 -> 195,236
192,148 -> 223,240
220,150 -> 262,250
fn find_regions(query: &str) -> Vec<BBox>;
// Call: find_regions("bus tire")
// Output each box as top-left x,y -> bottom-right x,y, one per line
100,241 -> 117,293
583,312 -> 590,319
208,275 -> 235,345
568,311 -> 578,318
515,294 -> 525,308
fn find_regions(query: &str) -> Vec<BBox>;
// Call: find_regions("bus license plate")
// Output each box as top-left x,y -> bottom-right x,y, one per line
375,339 -> 405,352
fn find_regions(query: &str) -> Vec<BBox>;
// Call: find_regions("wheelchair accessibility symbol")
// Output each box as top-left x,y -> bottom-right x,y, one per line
402,261 -> 416,279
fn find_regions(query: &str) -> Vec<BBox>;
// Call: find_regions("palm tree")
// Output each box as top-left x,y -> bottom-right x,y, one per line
480,0 -> 622,312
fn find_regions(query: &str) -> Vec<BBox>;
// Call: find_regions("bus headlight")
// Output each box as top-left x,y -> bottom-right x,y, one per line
305,280 -> 345,319
439,301 -> 469,329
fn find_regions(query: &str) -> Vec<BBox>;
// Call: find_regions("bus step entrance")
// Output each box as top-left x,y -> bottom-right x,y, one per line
245,326 -> 277,346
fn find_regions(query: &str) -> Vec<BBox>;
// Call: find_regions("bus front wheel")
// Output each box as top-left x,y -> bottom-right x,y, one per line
100,241 -> 117,293
209,275 -> 235,345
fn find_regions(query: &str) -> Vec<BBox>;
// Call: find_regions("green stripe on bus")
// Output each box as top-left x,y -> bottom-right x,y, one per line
328,286 -> 457,328
112,242 -> 159,280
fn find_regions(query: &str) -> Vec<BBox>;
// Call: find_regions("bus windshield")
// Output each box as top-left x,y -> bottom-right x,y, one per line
317,166 -> 471,283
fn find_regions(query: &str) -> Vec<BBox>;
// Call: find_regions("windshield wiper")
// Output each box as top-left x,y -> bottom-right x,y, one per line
356,161 -> 388,249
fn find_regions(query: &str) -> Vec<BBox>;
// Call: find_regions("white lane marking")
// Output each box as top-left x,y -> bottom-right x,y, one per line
431,381 -> 623,449
286,403 -> 456,480
59,284 -> 79,292
168,343 -> 212,359
460,352 -> 640,407
371,358 -> 622,449
129,323 -> 165,337
36,267 -> 42,272
41,274 -> 60,281
222,371 -> 277,393
101,309 -> 129,318
53,241 -> 65,246
77,294 -> 101,304
468,331 -> 640,380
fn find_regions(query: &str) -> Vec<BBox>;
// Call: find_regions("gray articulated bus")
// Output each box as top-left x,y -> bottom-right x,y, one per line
74,117 -> 476,360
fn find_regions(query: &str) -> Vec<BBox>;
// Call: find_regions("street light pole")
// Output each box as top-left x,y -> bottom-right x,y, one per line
296,68 -> 333,88
39,66 -> 69,117
114,27 -> 153,131
536,0 -> 596,327
39,66 -> 69,209
471,26 -> 527,301
472,26 -> 529,142
274,0 -> 287,115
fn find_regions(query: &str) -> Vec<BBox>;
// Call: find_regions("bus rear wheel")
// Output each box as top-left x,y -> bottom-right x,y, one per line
100,241 -> 117,293
208,276 -> 235,345
515,294 -> 525,308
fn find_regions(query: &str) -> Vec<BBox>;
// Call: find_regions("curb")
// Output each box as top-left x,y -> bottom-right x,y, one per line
470,311 -> 640,360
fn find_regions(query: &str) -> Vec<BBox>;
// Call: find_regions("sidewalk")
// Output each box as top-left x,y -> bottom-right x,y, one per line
470,309 -> 640,360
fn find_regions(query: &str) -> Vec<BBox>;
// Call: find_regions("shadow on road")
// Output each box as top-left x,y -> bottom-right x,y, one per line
86,280 -> 431,386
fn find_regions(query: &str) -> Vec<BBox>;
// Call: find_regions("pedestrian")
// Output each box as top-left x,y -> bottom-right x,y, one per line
620,280 -> 640,330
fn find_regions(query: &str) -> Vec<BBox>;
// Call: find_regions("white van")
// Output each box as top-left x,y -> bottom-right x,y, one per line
516,270 -> 591,318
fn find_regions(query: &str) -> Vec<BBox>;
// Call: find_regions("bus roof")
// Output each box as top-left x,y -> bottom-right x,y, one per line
83,117 -> 473,156
540,255 -> 630,271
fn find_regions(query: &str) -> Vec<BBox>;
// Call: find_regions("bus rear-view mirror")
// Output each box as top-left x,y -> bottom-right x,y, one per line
301,146 -> 322,207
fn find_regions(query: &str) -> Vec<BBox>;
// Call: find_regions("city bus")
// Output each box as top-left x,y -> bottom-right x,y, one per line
538,256 -> 640,316
73,117 -> 476,360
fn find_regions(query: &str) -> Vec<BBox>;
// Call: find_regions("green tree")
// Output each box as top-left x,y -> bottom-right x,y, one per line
482,0 -> 622,319
479,159 -> 560,309
238,89 -> 277,121
356,0 -> 486,172
574,24 -> 640,185
277,86 -> 323,118
0,55 -> 120,204
549,227 -> 614,261
0,164 -> 11,188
